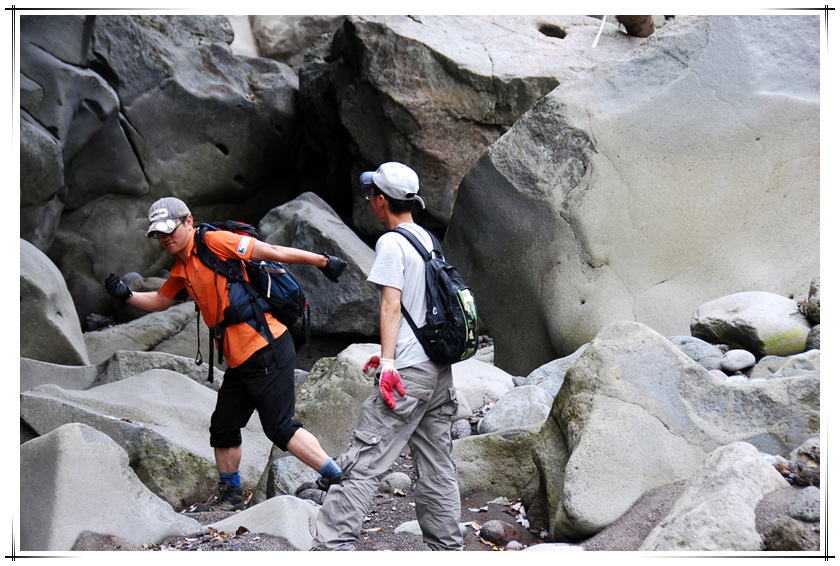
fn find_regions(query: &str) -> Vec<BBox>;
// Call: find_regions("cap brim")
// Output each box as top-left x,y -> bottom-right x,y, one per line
146,219 -> 177,236
360,171 -> 376,187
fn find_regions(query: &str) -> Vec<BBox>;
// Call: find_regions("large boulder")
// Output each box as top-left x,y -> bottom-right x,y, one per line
257,192 -> 379,336
84,302 -> 204,365
477,385 -> 554,434
21,349 -> 220,399
20,117 -> 64,251
251,15 -> 346,70
444,15 -> 820,375
292,343 -> 380,457
20,357 -> 99,394
639,442 -> 789,551
453,424 -> 542,502
20,423 -> 199,551
20,239 -> 89,366
534,321 -> 819,542
750,350 -> 820,379
690,291 -> 812,357
20,15 -> 306,321
299,15 -> 644,232
209,495 -> 320,550
514,344 -> 588,397
451,358 -> 516,414
20,370 -> 272,508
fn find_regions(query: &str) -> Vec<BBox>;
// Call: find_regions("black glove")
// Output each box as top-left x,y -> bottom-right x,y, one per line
319,253 -> 347,283
104,273 -> 133,301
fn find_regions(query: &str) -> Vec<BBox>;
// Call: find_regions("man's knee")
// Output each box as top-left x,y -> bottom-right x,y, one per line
209,417 -> 243,447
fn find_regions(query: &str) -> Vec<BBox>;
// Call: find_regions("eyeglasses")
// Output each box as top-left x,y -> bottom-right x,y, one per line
149,218 -> 185,240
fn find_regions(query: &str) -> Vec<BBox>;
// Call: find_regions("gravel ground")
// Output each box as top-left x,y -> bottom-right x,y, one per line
74,457 -> 801,553
117,451 -> 686,552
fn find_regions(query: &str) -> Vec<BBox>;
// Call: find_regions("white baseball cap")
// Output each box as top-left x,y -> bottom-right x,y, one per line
360,162 -> 425,209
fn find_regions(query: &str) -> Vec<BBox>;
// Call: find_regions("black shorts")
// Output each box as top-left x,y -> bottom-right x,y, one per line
209,331 -> 302,450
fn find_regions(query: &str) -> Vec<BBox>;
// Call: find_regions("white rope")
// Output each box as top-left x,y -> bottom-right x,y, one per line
592,14 -> 607,48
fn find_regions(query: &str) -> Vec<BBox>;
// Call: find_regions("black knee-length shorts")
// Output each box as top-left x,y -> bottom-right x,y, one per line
209,330 -> 302,450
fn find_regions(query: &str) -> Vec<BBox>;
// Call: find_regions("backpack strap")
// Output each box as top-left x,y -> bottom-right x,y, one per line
389,226 -> 439,341
390,226 -> 441,261
192,224 -> 284,381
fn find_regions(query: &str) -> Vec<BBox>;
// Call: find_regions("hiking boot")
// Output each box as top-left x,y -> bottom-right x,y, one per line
195,481 -> 244,512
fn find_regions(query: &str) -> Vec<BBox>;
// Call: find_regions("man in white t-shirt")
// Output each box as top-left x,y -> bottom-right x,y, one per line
311,162 -> 463,551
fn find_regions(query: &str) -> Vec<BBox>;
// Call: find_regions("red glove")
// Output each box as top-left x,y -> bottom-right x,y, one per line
363,355 -> 380,373
378,358 -> 405,409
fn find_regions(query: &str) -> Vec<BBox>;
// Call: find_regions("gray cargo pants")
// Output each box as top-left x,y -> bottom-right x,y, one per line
311,360 -> 463,551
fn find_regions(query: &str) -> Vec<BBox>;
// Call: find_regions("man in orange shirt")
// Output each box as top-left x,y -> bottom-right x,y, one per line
105,197 -> 346,511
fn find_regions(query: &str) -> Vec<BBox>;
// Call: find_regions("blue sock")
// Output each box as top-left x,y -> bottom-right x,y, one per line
219,470 -> 241,488
318,457 -> 342,479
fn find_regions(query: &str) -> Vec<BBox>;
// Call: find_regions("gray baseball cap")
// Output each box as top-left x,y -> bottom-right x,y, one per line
146,197 -> 191,237
360,162 -> 426,209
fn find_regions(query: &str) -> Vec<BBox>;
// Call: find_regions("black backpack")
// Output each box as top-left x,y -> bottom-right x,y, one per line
192,221 -> 310,381
391,226 -> 479,365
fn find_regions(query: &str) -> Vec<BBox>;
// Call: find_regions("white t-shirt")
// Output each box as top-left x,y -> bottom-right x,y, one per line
366,222 -> 436,369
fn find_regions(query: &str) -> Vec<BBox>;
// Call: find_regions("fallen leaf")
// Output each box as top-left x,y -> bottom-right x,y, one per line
235,526 -> 249,536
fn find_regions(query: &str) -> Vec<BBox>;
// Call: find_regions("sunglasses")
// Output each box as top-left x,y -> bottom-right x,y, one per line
149,218 -> 185,240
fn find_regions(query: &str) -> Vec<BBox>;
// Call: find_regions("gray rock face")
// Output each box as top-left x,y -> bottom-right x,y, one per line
84,302 -> 200,365
788,486 -> 820,522
453,424 -> 542,502
208,495 -> 319,550
299,15 -> 643,232
20,370 -> 272,508
20,423 -> 199,551
257,192 -> 379,336
251,15 -> 346,70
265,457 -> 317,499
445,15 -> 819,375
21,15 -> 306,321
452,358 -> 516,415
691,291 -> 813,357
20,349 -> 219,395
477,385 -> 554,434
639,442 -> 789,551
20,239 -> 90,366
293,343 -> 380,457
668,336 -> 724,371
515,344 -> 588,397
533,321 -> 819,542
750,350 -> 820,379
20,118 -> 64,250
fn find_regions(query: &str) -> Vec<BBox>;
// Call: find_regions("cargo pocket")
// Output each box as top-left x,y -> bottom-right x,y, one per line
381,371 -> 435,423
442,387 -> 460,420
339,428 -> 382,477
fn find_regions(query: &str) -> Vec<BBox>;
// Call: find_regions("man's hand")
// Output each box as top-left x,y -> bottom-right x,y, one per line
363,355 -> 380,373
319,253 -> 347,282
104,273 -> 133,302
378,358 -> 405,409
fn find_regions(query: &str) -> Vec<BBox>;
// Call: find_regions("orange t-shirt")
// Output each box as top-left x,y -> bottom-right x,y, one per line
160,229 -> 287,368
